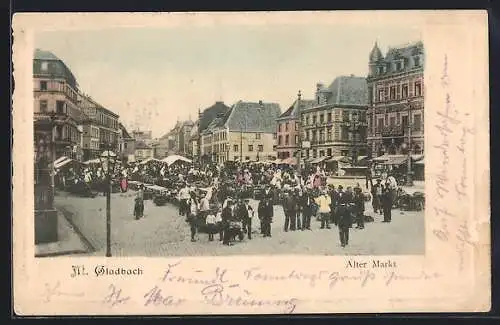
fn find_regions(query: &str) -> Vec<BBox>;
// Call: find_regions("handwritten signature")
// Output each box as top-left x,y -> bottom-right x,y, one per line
102,284 -> 131,307
42,281 -> 84,303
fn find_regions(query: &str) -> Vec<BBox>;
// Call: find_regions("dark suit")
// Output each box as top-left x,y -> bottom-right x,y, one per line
381,189 -> 392,222
282,195 -> 297,231
354,191 -> 365,229
301,193 -> 314,230
258,199 -> 273,236
221,206 -> 233,245
337,192 -> 353,247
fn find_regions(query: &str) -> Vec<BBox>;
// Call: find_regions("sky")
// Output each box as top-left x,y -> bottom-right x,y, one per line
35,22 -> 422,138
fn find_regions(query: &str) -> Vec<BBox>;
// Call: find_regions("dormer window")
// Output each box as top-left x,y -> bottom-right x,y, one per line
395,62 -> 402,71
41,61 -> 48,71
414,56 -> 421,67
377,66 -> 384,74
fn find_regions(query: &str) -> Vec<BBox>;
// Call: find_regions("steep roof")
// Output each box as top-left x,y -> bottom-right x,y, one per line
369,42 -> 383,63
370,41 -> 424,76
119,123 -> 133,139
321,76 -> 368,107
278,99 -> 315,120
34,49 -> 61,61
135,140 -> 151,150
199,101 -> 231,132
225,101 -> 281,133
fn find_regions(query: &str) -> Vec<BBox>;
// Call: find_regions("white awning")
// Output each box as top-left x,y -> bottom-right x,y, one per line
327,156 -> 350,163
161,155 -> 192,166
54,157 -> 73,169
138,157 -> 163,165
83,158 -> 101,165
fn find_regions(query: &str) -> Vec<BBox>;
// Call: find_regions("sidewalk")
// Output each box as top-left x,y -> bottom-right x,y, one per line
35,210 -> 92,257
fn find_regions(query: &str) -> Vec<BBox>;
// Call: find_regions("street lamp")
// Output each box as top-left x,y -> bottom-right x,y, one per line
348,112 -> 361,166
99,149 -> 117,257
405,98 -> 414,186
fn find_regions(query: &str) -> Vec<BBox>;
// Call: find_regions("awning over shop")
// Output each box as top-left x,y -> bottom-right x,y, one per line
327,156 -> 351,163
281,157 -> 297,165
54,157 -> 73,169
414,159 -> 425,166
357,156 -> 368,162
411,154 -> 424,162
380,156 -> 408,166
310,156 -> 328,164
139,157 -> 164,165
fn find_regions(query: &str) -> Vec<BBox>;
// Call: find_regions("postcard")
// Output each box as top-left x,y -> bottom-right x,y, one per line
12,10 -> 490,314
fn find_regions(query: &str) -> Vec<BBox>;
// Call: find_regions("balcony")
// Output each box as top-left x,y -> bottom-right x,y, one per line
381,125 -> 404,137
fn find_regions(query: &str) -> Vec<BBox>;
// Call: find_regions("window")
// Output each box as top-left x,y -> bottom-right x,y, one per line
377,66 -> 384,74
378,89 -> 384,102
327,112 -> 332,122
327,127 -> 332,141
319,150 -> 325,157
390,86 -> 396,100
378,118 -> 384,131
327,148 -> 332,156
40,81 -> 47,91
341,128 -> 348,140
415,82 -> 422,96
414,114 -> 422,131
278,124 -> 282,132
320,114 -> 324,124
312,149 -> 317,158
258,145 -> 263,152
41,61 -> 48,71
319,129 -> 325,143
248,145 -> 253,152
306,117 -> 310,125
285,135 -> 289,145
402,84 -> 409,98
295,122 -> 298,131
56,101 -> 65,114
294,135 -> 299,145
312,116 -> 317,124
402,115 -> 408,127
255,133 -> 261,139
124,143 -> 128,149
233,145 -> 238,152
396,61 -> 402,71
285,122 -> 289,131
278,135 -> 282,145
39,100 -> 48,113
414,56 -> 421,67
342,111 -> 349,121
390,117 -> 396,126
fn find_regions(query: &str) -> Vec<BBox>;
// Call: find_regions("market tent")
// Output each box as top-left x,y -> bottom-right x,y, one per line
54,157 -> 73,169
83,158 -> 101,165
161,155 -> 192,166
138,157 -> 164,165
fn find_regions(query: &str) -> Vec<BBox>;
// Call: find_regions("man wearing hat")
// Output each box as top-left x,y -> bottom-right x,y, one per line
258,195 -> 274,237
353,185 -> 365,229
337,187 -> 354,247
282,190 -> 297,232
371,179 -> 383,215
221,200 -> 234,245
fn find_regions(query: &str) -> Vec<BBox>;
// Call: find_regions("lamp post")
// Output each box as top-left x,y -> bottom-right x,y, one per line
405,99 -> 414,186
296,90 -> 302,176
99,148 -> 117,257
348,111 -> 361,166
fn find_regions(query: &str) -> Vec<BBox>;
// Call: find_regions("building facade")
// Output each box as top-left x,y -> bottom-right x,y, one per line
33,49 -> 84,161
202,100 -> 281,163
118,123 -> 136,163
194,102 -> 231,160
134,140 -> 153,161
276,98 -> 315,161
366,41 -> 425,157
300,76 -> 369,162
78,93 -> 120,159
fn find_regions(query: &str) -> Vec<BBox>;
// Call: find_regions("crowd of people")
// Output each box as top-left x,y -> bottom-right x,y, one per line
55,158 -> 400,248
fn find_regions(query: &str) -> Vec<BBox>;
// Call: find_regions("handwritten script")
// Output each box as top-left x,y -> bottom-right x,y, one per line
432,53 -> 478,272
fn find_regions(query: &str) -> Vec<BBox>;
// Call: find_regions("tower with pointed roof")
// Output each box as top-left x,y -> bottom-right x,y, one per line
368,42 -> 384,77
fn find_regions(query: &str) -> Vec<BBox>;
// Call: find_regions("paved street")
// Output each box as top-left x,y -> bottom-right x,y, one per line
55,189 -> 424,257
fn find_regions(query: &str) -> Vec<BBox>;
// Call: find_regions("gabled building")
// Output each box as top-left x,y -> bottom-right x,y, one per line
275,97 -> 315,162
118,123 -> 136,163
366,41 -> 424,157
301,75 -> 369,164
134,140 -> 153,161
202,100 -> 281,163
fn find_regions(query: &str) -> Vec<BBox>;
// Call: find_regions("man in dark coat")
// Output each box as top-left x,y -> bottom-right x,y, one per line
282,191 -> 297,232
301,188 -> 313,230
221,200 -> 234,245
353,186 -> 365,229
258,196 -> 273,237
381,186 -> 392,223
337,187 -> 354,248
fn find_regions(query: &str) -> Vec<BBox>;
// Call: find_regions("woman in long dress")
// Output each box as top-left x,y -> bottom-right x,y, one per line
134,185 -> 144,220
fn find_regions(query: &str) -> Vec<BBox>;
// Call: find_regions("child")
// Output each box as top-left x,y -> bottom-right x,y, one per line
205,210 -> 217,241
